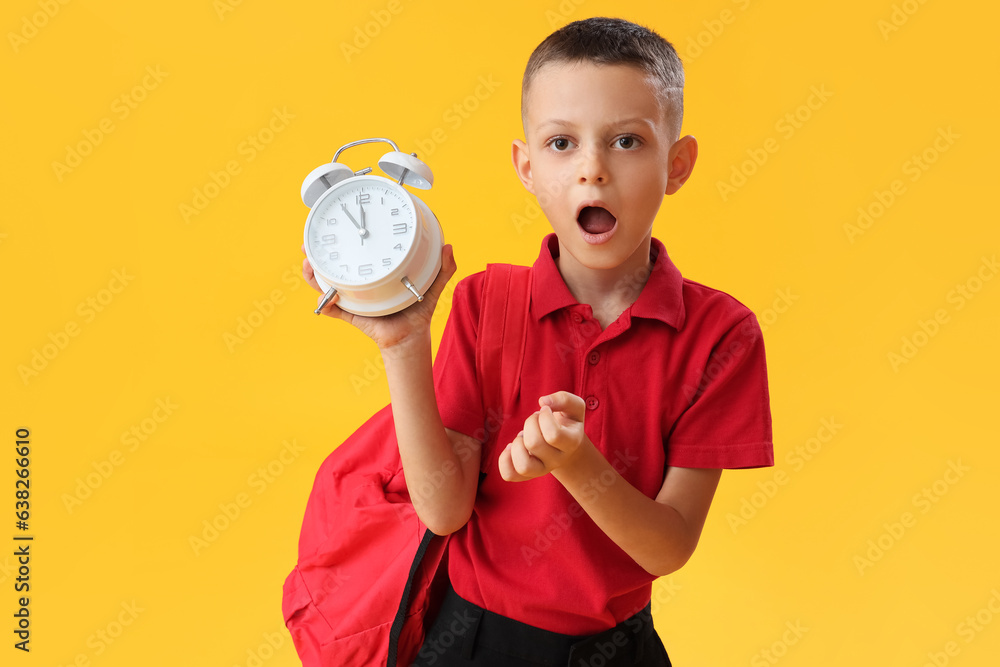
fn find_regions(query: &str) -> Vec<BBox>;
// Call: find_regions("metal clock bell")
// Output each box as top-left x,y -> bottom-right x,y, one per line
301,137 -> 444,317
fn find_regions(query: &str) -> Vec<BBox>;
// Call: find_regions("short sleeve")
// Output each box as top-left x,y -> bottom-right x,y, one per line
666,313 -> 774,469
432,274 -> 487,442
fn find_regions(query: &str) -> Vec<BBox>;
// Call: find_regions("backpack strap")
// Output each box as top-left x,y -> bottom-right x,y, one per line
476,263 -> 533,474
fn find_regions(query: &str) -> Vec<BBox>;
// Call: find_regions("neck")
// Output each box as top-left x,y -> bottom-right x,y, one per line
554,235 -> 654,319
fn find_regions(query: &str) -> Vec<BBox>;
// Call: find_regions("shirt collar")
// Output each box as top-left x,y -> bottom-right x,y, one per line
530,233 -> 686,330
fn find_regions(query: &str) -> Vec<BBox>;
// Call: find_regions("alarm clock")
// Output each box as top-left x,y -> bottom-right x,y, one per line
301,137 -> 443,317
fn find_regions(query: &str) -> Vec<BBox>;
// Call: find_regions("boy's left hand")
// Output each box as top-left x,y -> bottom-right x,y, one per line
498,391 -> 589,482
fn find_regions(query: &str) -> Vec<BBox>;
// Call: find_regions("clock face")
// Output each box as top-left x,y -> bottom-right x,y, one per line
305,176 -> 418,286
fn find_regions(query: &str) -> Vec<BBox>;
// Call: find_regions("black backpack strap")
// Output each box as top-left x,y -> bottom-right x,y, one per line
386,527 -> 437,667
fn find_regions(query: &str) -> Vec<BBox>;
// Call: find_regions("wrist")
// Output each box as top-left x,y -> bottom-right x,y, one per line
380,331 -> 432,364
552,436 -> 602,486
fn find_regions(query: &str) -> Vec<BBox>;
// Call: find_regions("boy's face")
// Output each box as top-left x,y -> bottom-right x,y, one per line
512,61 -> 696,276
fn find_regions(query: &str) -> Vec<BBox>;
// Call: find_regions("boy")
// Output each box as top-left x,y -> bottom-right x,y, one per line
302,16 -> 773,666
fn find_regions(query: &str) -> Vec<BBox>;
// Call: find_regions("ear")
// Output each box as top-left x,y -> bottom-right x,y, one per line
511,138 -> 535,194
665,135 -> 698,196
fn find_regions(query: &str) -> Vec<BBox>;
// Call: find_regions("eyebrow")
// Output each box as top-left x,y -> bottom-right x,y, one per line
536,117 -> 656,132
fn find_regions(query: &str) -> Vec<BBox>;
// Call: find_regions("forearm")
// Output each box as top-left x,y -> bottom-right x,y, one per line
552,440 -> 696,577
381,333 -> 477,535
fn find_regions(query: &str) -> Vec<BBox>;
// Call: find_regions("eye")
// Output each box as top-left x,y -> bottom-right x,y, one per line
546,137 -> 573,151
616,135 -> 641,149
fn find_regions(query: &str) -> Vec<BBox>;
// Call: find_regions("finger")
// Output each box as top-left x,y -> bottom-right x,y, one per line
423,245 -> 457,304
302,257 -> 323,293
315,290 -> 348,320
498,443 -> 528,482
499,442 -> 533,482
539,391 -> 586,423
522,412 -> 559,458
537,404 -> 564,449
510,434 -> 546,479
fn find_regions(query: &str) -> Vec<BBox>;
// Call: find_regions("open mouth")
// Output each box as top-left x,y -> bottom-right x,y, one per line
576,204 -> 618,243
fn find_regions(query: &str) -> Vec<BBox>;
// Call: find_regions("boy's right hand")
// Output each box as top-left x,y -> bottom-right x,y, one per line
301,243 -> 457,355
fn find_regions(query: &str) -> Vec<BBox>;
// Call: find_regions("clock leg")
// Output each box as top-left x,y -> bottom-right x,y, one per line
314,286 -> 339,314
400,276 -> 424,302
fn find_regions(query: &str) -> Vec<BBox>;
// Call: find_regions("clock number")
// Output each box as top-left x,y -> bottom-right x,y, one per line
340,264 -> 350,273
391,208 -> 400,216
393,223 -> 407,235
394,243 -> 404,251
356,193 -> 371,205
325,217 -> 337,225
321,234 -> 337,245
328,251 -> 339,261
358,264 -> 373,276
382,258 -> 392,268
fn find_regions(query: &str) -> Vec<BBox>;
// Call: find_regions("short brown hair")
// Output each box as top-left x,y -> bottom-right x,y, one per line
521,17 -> 685,137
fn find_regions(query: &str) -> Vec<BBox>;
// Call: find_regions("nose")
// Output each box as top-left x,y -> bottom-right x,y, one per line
575,146 -> 607,184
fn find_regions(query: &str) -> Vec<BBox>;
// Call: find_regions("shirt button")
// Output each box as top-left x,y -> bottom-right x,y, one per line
587,351 -> 601,365
571,312 -> 583,323
585,396 -> 599,410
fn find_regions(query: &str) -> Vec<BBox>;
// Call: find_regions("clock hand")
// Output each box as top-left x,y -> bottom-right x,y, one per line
360,203 -> 368,246
341,204 -> 369,238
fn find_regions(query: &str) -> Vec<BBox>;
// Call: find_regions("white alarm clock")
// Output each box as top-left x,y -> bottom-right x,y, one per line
301,137 -> 443,317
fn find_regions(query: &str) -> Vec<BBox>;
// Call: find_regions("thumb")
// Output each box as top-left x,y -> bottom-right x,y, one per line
425,244 -> 457,302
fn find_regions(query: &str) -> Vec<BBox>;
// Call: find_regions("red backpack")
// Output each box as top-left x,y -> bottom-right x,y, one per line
282,263 -> 532,667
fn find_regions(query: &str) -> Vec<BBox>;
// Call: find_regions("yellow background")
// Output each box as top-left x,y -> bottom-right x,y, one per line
3,0 -> 998,665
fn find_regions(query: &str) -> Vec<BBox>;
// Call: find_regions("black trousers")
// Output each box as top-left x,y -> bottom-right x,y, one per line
410,584 -> 672,666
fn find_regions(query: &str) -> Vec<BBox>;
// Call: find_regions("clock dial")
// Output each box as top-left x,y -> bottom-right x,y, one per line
306,176 -> 417,286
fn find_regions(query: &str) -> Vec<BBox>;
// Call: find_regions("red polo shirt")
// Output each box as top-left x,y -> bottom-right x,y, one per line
431,233 -> 773,635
